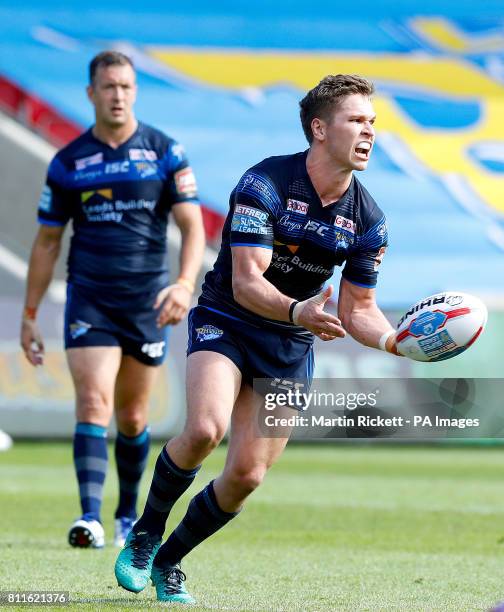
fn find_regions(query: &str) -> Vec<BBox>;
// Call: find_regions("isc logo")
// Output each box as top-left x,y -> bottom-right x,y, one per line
141,341 -> 166,358
304,220 -> 329,237
105,161 -> 130,174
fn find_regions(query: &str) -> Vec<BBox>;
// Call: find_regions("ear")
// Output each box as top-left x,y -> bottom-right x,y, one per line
86,84 -> 94,104
311,117 -> 326,142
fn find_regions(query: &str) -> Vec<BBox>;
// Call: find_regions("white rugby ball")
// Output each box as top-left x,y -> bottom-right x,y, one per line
395,292 -> 487,362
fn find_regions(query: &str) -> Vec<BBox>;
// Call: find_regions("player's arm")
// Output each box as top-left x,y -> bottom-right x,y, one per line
337,277 -> 399,354
21,224 -> 65,365
155,202 -> 205,326
231,245 -> 345,341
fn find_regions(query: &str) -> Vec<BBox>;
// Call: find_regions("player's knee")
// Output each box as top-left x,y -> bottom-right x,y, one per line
184,423 -> 225,455
75,389 -> 111,422
226,465 -> 266,497
116,405 -> 147,436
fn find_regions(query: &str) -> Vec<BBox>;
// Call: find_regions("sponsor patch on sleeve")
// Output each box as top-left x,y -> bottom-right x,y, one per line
174,167 -> 198,198
231,204 -> 269,234
38,185 -> 52,212
240,173 -> 272,199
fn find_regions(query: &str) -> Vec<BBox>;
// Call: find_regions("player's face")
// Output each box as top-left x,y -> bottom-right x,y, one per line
323,94 -> 376,171
87,64 -> 137,128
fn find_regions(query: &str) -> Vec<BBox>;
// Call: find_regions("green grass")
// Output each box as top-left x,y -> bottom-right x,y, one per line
1,442 -> 504,611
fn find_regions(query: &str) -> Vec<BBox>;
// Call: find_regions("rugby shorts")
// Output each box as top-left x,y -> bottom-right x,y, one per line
186,305 -> 314,389
64,282 -> 169,366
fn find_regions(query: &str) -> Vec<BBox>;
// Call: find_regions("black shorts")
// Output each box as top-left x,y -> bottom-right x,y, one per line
64,282 -> 169,366
187,305 -> 314,388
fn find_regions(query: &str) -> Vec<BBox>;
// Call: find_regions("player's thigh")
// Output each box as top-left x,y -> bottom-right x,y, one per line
114,355 -> 160,432
184,350 -> 242,440
224,383 -> 290,478
66,346 -> 122,424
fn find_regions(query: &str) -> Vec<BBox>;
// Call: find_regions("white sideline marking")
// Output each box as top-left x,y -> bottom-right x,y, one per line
0,111 -> 217,301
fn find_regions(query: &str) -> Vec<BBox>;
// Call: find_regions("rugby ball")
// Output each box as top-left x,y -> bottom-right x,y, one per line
395,292 -> 487,362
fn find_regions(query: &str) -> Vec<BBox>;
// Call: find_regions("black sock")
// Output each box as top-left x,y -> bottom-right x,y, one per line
134,446 -> 199,537
154,480 -> 239,567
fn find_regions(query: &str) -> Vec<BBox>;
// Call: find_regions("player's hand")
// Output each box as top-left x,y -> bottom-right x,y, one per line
292,285 -> 346,341
154,283 -> 192,327
20,318 -> 45,366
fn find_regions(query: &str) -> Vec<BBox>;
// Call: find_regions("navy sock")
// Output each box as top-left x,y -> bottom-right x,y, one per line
73,422 -> 108,523
134,446 -> 200,537
114,427 -> 150,519
154,480 -> 239,567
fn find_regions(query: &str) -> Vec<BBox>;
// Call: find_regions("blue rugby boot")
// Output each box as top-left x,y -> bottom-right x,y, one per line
151,562 -> 195,604
114,516 -> 137,548
115,530 -> 161,593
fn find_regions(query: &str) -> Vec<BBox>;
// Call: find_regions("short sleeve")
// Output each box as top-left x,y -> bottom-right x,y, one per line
342,216 -> 388,288
160,141 -> 199,205
37,156 -> 71,226
229,170 -> 282,249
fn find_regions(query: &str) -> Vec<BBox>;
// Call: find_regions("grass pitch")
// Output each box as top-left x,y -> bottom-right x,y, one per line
1,441 -> 504,611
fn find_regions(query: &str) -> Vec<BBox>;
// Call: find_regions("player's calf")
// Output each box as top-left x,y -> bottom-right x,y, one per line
215,464 -> 267,511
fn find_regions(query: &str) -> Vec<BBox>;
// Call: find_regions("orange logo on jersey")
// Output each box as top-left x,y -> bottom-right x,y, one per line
274,239 -> 299,254
81,189 -> 113,203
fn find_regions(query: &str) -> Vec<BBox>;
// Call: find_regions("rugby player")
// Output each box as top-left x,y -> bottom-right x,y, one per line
20,51 -> 205,549
115,74 -> 399,603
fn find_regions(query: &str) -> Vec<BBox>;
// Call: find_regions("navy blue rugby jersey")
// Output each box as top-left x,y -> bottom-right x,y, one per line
199,150 -> 387,336
37,121 -> 199,295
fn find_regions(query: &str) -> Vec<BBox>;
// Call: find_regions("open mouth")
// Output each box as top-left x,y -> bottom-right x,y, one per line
355,141 -> 372,160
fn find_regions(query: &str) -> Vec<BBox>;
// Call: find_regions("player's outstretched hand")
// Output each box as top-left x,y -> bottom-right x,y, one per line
154,283 -> 192,327
292,285 -> 346,341
20,319 -> 45,366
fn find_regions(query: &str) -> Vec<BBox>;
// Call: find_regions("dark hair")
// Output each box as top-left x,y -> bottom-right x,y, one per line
299,74 -> 375,144
89,50 -> 134,84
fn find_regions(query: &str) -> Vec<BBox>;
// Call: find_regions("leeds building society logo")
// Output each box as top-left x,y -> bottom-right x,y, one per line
81,189 -> 112,203
196,325 -> 223,342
